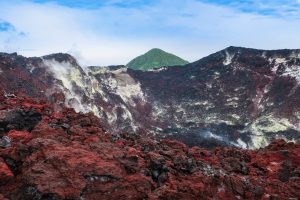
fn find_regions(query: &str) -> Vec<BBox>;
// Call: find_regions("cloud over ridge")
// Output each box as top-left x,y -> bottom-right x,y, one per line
0,0 -> 299,65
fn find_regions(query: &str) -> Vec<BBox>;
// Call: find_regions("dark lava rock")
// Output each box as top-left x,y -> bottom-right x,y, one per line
0,109 -> 42,133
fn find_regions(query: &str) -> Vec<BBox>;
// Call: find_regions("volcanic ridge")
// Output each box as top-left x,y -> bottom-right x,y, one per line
0,47 -> 299,199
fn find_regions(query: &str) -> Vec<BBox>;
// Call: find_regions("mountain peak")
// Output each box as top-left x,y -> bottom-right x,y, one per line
126,48 -> 189,71
147,48 -> 165,52
42,53 -> 77,64
222,46 -> 300,54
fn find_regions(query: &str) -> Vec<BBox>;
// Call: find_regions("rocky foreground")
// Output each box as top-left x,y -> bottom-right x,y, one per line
0,92 -> 299,199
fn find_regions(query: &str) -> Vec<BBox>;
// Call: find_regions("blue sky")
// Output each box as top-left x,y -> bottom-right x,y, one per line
30,0 -> 300,17
32,0 -> 158,8
0,0 -> 299,65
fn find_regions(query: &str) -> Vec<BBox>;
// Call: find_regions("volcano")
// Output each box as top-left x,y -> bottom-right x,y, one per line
2,47 -> 299,149
0,47 -> 299,199
126,48 -> 189,71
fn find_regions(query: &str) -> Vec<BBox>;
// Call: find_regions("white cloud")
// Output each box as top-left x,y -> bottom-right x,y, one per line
0,0 -> 299,66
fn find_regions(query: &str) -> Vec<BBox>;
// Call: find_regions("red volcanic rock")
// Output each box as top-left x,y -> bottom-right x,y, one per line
0,194 -> 8,200
0,94 -> 299,199
0,158 -> 14,183
52,112 -> 64,119
22,143 -> 124,199
0,92 -> 5,104
160,139 -> 188,152
7,130 -> 32,145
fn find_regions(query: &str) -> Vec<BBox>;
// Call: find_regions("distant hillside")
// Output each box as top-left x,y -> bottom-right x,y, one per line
126,48 -> 189,71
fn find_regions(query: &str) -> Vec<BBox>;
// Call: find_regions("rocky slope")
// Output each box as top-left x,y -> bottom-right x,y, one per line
126,48 -> 189,71
91,47 -> 300,149
0,93 -> 299,199
0,47 -> 300,149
